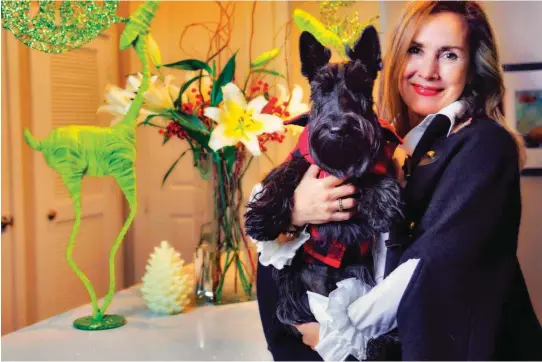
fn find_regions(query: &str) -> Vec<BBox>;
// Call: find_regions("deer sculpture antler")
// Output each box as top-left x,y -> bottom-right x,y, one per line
2,0 -> 161,330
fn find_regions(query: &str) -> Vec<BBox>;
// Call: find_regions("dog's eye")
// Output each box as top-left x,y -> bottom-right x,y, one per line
314,70 -> 335,92
345,61 -> 371,92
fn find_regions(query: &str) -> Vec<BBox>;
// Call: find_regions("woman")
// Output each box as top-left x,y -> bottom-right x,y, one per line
253,1 -> 542,360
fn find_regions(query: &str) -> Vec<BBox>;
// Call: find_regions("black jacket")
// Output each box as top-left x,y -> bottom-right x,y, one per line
385,117 -> 542,360
256,116 -> 542,361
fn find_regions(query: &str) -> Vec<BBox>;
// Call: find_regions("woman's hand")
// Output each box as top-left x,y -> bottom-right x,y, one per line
291,165 -> 357,226
293,322 -> 320,349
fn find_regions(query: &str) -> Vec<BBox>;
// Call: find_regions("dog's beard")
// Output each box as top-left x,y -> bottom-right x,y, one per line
310,114 -> 381,178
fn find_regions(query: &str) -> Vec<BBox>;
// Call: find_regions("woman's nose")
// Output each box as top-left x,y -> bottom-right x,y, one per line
417,55 -> 440,80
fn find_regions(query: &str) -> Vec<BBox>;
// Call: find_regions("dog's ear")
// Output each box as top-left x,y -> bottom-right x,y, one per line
346,25 -> 382,79
299,31 -> 332,81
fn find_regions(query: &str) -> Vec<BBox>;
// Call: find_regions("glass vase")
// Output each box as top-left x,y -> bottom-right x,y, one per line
194,150 -> 257,305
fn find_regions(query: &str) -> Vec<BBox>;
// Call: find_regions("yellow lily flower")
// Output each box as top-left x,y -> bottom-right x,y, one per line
204,83 -> 284,156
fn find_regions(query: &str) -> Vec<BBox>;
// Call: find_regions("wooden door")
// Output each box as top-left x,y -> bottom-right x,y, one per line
2,30 -> 17,335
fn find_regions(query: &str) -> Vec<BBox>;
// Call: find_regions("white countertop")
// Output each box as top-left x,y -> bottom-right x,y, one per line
1,285 -> 273,361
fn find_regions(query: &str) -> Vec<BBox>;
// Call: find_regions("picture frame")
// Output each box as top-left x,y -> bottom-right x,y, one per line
502,62 -> 542,173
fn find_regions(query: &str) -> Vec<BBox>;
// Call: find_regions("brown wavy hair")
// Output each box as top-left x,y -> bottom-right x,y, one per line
377,1 -> 526,167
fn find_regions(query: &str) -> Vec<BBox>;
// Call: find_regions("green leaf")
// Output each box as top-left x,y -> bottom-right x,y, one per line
212,60 -> 216,78
162,59 -> 213,76
222,146 -> 237,174
194,150 -> 212,180
199,232 -> 214,244
211,51 -> 237,106
250,48 -> 281,68
162,135 -> 171,145
174,74 -> 204,108
251,68 -> 286,79
168,111 -> 211,149
170,110 -> 208,134
162,149 -> 191,186
140,114 -> 164,128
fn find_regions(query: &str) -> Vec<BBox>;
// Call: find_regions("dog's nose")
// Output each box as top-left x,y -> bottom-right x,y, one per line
330,125 -> 348,136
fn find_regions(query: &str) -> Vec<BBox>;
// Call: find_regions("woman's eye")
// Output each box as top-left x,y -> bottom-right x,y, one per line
407,46 -> 421,55
441,51 -> 459,61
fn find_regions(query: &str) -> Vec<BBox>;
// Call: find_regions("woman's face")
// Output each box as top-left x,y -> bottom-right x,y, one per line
399,12 -> 470,123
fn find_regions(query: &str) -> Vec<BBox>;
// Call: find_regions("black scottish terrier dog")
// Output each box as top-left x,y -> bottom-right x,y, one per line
245,26 -> 403,360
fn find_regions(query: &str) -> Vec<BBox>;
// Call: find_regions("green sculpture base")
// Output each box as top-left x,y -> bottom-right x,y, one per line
73,314 -> 126,331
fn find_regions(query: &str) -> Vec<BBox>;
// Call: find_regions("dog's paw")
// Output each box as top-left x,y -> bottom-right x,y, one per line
364,332 -> 402,361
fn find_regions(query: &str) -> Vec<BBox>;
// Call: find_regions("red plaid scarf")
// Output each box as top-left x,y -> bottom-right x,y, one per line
285,114 -> 402,268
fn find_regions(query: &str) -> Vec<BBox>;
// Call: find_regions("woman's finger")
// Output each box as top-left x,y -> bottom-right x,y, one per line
322,174 -> 349,187
329,211 -> 354,222
328,184 -> 357,200
336,197 -> 357,211
302,164 -> 321,180
326,197 -> 356,212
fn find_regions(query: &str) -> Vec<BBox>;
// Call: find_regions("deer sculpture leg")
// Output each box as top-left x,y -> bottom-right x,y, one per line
62,172 -> 101,319
101,157 -> 137,314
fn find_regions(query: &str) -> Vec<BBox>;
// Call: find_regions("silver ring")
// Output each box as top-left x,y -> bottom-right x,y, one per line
338,198 -> 344,212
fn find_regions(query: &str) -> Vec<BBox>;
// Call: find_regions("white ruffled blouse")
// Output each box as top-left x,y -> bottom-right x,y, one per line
248,101 -> 466,361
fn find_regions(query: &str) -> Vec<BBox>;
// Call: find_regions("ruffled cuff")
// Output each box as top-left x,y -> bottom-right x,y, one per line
308,279 -> 373,361
373,232 -> 389,285
247,183 -> 309,270
252,229 -> 309,270
307,259 -> 421,361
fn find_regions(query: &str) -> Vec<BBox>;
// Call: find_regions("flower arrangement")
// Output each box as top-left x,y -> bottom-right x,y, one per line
98,1 -> 377,305
98,2 -> 307,304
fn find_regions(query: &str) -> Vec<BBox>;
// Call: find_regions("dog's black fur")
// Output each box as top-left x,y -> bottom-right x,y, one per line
245,27 -> 403,360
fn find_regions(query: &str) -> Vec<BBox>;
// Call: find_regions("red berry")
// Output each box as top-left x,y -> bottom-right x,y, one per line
191,88 -> 197,93
258,80 -> 263,85
158,129 -> 164,134
284,111 -> 290,117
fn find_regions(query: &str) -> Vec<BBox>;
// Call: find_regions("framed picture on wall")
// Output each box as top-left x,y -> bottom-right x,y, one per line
503,62 -> 542,172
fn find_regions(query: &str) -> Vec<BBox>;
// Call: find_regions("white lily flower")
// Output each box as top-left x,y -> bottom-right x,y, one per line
143,74 -> 180,114
276,84 -> 310,120
99,73 -> 171,126
98,85 -> 138,126
125,72 -> 159,93
204,83 -> 284,156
